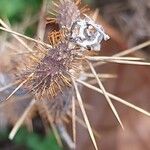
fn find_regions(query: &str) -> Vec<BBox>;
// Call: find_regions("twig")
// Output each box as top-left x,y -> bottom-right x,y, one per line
76,79 -> 150,117
72,77 -> 98,150
92,9 -> 99,21
0,81 -> 20,92
88,62 -> 124,129
82,73 -> 117,79
37,0 -> 47,40
0,19 -> 34,52
86,56 -> 144,61
114,40 -> 150,57
72,96 -> 76,146
100,59 -> 150,66
68,112 -> 100,139
4,73 -> 34,102
42,101 -> 63,147
57,122 -> 75,150
93,40 -> 150,68
0,21 -> 52,48
9,99 -> 36,140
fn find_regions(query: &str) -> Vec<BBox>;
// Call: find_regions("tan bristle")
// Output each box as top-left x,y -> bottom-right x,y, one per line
80,5 -> 90,13
48,30 -> 65,45
17,42 -> 82,100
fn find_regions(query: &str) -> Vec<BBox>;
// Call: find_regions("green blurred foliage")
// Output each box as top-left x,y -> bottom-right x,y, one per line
0,127 -> 62,150
0,0 -> 42,23
83,0 -> 93,5
0,0 -> 42,36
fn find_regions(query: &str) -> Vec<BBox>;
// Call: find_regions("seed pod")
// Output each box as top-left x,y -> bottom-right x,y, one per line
18,42 -> 83,100
55,0 -> 80,29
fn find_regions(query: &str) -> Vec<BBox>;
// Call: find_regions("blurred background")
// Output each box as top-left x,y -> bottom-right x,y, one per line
0,0 -> 150,149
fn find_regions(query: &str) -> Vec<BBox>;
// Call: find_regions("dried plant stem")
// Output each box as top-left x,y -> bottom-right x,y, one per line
37,0 -> 47,40
0,81 -> 20,92
86,56 -> 144,61
115,40 -> 150,57
4,73 -> 34,102
87,56 -> 150,65
0,19 -> 44,62
0,19 -> 34,52
87,79 -> 105,85
57,122 -> 75,150
92,9 -> 99,21
9,99 -> 36,140
75,0 -> 81,6
87,75 -> 117,85
76,79 -> 150,117
93,40 -> 150,68
68,112 -> 100,139
0,21 -> 52,48
82,73 -> 117,79
42,101 -> 63,148
72,96 -> 76,145
72,77 -> 98,150
51,1 -> 59,7
101,60 -> 150,66
88,62 -> 124,129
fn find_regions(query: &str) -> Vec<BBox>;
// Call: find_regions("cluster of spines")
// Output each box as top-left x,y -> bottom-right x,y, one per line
48,0 -> 89,28
12,0 -> 87,122
46,0 -> 90,47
